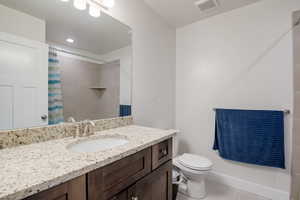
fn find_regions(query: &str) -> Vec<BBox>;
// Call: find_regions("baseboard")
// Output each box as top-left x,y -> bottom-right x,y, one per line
207,171 -> 290,200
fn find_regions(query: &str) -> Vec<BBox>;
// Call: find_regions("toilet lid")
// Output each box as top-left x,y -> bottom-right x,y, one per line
177,154 -> 213,171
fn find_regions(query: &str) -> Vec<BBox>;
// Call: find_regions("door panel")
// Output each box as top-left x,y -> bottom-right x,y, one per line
22,87 -> 38,128
108,190 -> 127,200
0,32 -> 48,130
129,161 -> 172,200
152,170 -> 168,200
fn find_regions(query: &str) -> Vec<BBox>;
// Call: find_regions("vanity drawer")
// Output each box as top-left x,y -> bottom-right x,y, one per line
152,138 -> 173,170
87,147 -> 152,200
24,175 -> 86,200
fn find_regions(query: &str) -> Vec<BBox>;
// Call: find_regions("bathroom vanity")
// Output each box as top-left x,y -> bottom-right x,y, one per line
0,125 -> 176,200
26,139 -> 172,200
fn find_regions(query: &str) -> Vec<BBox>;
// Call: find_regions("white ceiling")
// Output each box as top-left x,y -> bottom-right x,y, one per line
0,0 -> 132,55
143,0 -> 262,28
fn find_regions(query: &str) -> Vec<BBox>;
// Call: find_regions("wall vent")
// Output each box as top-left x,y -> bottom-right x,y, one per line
194,0 -> 219,12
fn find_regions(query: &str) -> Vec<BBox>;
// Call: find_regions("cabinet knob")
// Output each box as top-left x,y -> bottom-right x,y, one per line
41,115 -> 48,121
131,196 -> 138,200
161,149 -> 167,156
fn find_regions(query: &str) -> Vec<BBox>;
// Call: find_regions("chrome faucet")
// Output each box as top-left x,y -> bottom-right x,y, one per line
72,120 -> 96,138
82,120 -> 96,137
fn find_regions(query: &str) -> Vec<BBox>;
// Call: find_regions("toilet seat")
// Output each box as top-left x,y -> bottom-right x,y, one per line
175,154 -> 213,171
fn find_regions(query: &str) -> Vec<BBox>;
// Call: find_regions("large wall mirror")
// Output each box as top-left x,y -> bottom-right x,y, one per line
0,0 -> 132,130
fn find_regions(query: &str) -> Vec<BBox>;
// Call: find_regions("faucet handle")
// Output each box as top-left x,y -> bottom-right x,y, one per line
82,120 -> 96,137
89,120 -> 96,127
83,119 -> 95,126
68,117 -> 76,123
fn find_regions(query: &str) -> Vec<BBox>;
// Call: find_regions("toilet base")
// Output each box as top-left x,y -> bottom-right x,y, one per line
177,192 -> 206,200
178,178 -> 206,199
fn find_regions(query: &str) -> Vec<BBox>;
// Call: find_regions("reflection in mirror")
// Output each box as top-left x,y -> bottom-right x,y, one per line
0,0 -> 132,130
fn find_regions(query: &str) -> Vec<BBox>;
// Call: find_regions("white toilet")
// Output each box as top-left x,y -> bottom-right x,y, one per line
173,153 -> 213,199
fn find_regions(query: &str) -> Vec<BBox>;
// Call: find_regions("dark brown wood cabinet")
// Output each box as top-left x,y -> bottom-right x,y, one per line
24,176 -> 86,200
152,139 -> 173,170
87,148 -> 152,200
128,161 -> 172,200
108,190 -> 128,200
24,139 -> 173,200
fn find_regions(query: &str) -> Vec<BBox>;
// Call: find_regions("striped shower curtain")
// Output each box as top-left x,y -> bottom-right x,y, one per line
48,47 -> 64,125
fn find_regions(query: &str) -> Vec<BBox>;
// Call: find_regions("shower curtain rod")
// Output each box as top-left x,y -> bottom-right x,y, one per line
49,46 -> 108,64
212,108 -> 290,114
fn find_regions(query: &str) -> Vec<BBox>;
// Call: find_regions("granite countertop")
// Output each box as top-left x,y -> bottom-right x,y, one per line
0,125 -> 177,200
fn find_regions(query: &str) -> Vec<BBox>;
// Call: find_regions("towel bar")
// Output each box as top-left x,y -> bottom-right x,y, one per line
212,108 -> 290,114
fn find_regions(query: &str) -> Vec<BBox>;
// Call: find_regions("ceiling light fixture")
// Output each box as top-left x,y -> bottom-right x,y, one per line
194,0 -> 219,12
102,0 -> 115,8
89,2 -> 101,18
67,0 -> 114,18
66,38 -> 75,43
74,0 -> 87,10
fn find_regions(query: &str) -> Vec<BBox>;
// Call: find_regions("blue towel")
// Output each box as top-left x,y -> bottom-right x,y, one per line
120,105 -> 132,117
213,109 -> 285,169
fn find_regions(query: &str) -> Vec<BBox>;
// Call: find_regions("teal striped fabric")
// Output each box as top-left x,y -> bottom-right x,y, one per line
48,47 -> 64,125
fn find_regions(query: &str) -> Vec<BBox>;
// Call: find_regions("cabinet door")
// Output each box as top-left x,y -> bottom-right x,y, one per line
108,190 -> 128,200
24,176 -> 86,200
0,32 -> 48,130
87,148 -> 151,200
128,161 -> 172,200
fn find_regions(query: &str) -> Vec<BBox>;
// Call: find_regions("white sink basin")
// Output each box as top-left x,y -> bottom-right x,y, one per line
68,137 -> 129,153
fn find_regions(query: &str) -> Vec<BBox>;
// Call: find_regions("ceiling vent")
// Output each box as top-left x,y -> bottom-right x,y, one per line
194,0 -> 219,12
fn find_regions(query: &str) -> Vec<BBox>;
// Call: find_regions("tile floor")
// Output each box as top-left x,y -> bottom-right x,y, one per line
176,180 -> 271,200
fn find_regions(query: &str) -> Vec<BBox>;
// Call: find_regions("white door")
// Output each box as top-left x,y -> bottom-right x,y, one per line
0,32 -> 48,130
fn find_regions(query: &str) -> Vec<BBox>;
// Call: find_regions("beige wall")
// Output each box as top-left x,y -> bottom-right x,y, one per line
100,46 -> 132,105
0,4 -> 45,42
60,55 -> 120,121
292,10 -> 300,200
97,61 -> 121,119
107,0 -> 176,129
